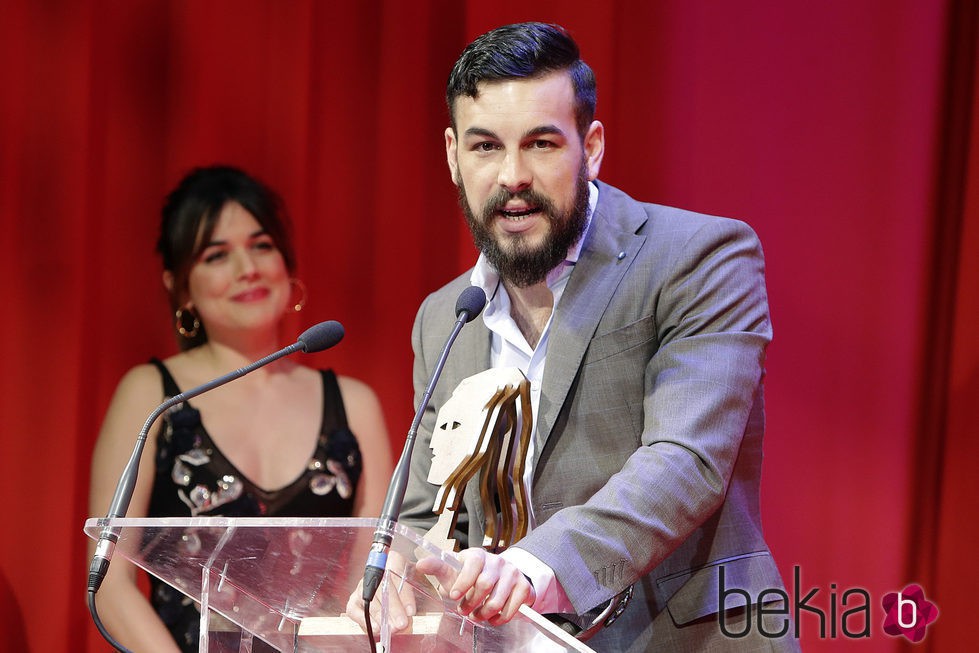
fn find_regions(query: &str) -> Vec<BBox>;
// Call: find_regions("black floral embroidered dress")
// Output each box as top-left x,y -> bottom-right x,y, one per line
146,358 -> 363,652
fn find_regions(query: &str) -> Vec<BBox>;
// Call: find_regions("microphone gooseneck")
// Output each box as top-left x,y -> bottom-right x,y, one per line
87,320 -> 345,595
362,286 -> 486,604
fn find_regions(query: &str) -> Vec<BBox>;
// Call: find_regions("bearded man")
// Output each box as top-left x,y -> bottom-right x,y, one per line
355,22 -> 799,652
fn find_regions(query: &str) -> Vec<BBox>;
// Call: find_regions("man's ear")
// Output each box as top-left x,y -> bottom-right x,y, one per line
445,127 -> 460,186
583,120 -> 605,181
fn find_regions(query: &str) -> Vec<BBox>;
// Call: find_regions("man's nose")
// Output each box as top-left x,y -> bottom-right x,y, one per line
497,150 -> 531,192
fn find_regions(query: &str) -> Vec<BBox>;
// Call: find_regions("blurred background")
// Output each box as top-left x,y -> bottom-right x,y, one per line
1,1 -> 975,651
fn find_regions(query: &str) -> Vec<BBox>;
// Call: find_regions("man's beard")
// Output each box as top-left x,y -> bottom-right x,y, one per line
458,164 -> 591,288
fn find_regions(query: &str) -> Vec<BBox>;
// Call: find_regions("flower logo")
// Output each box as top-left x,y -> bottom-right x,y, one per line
881,584 -> 938,643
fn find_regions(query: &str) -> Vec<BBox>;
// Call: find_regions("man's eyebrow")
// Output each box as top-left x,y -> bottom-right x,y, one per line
524,124 -> 566,139
462,124 -> 567,140
463,126 -> 499,140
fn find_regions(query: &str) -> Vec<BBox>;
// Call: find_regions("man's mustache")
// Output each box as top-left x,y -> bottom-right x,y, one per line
482,189 -> 555,219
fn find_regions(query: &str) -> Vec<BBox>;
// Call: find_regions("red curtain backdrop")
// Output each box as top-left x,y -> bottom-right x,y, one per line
0,1 -> 974,651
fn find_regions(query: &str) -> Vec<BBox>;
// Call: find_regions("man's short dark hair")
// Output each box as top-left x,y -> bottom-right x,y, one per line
446,22 -> 597,138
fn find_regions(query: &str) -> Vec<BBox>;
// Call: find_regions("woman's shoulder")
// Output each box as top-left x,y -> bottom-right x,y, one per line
333,373 -> 387,436
334,373 -> 381,406
96,362 -> 168,449
113,361 -> 165,397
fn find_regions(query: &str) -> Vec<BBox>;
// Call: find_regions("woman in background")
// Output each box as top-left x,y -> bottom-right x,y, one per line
88,165 -> 393,652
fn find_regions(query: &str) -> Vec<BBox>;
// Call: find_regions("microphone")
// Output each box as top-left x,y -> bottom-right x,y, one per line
87,320 -> 345,594
362,285 -> 486,604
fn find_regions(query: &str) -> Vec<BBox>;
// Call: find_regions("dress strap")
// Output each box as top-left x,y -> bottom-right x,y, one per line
319,369 -> 348,433
148,357 -> 182,397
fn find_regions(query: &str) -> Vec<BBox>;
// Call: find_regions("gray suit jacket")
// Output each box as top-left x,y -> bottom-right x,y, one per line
400,182 -> 791,651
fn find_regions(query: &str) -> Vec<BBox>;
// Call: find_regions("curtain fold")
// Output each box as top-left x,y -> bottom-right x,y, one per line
919,2 -> 979,650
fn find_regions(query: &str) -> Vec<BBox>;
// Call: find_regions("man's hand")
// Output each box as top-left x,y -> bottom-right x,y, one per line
415,548 -> 536,626
344,552 -> 417,637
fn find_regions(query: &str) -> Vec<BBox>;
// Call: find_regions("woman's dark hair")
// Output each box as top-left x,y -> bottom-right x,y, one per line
157,165 -> 296,349
446,22 -> 596,138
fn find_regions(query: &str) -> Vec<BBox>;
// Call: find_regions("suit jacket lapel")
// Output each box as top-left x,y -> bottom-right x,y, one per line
455,310 -> 491,380
437,279 -> 493,393
535,183 -> 648,458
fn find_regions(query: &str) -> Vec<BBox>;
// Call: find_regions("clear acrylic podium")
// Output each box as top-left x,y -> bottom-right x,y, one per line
84,517 -> 595,652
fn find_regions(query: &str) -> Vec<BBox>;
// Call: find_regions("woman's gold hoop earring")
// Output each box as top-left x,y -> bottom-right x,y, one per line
175,306 -> 200,338
289,278 -> 308,313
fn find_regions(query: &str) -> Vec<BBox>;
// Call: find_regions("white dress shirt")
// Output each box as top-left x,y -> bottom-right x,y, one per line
467,182 -> 599,614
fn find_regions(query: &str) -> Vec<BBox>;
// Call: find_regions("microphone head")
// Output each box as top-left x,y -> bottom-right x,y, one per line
455,286 -> 487,323
297,320 -> 345,353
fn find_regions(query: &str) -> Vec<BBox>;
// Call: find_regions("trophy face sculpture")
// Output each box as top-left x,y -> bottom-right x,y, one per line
424,368 -> 532,553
